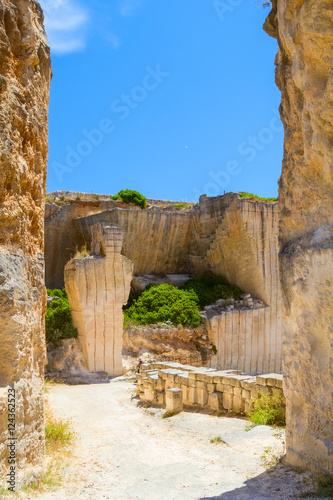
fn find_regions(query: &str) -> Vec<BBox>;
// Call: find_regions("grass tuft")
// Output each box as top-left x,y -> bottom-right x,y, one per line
247,392 -> 285,426
210,436 -> 227,445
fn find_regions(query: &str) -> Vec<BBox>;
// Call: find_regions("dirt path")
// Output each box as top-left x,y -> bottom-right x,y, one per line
21,377 -> 316,500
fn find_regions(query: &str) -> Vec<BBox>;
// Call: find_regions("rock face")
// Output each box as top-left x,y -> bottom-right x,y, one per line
265,0 -> 333,474
123,324 -> 216,367
64,223 -> 133,376
0,0 -> 51,487
45,199 -> 127,289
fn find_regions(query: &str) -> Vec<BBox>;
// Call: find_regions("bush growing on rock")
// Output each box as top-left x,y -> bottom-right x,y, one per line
124,284 -> 201,328
183,272 -> 244,309
46,288 -> 78,344
111,189 -> 147,209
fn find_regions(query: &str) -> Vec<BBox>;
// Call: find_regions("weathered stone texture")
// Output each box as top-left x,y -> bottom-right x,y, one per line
76,208 -> 192,277
45,199 -> 125,289
64,223 -> 133,376
265,0 -> 333,474
0,0 -> 51,486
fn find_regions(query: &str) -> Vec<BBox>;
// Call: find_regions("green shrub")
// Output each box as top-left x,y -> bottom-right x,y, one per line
174,203 -> 190,209
238,192 -> 278,203
46,289 -> 78,344
124,284 -> 201,328
111,189 -> 147,209
183,272 -> 244,309
247,392 -> 285,426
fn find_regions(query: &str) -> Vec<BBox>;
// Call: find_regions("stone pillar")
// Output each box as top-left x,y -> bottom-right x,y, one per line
0,0 -> 51,487
265,0 -> 333,474
65,223 -> 133,376
166,388 -> 183,414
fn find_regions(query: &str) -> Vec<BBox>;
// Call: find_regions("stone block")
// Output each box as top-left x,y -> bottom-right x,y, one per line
233,395 -> 244,413
209,392 -> 223,411
216,383 -> 224,392
233,387 -> 242,397
223,384 -> 234,394
223,393 -> 233,410
166,388 -> 183,414
267,375 -> 283,389
256,375 -> 268,386
157,377 -> 165,392
197,388 -> 209,407
244,400 -> 252,414
181,385 -> 189,403
207,383 -> 216,393
242,389 -> 251,400
240,378 -> 256,390
188,387 -> 197,404
204,373 -> 216,383
144,387 -> 155,402
188,372 -> 198,382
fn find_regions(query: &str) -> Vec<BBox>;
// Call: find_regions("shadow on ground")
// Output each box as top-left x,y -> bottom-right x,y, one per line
200,462 -> 322,500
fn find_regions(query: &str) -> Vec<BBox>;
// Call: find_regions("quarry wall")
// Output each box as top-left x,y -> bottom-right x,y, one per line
265,0 -> 333,474
0,0 -> 51,487
64,194 -> 282,375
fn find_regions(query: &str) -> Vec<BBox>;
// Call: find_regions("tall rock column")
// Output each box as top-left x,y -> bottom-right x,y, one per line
65,223 -> 133,376
265,0 -> 333,473
0,0 -> 51,488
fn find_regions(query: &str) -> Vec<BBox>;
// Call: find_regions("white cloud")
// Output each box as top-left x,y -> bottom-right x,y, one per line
120,0 -> 143,17
39,0 -> 89,55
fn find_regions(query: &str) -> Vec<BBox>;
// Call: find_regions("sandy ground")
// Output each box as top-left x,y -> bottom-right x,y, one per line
18,376 -> 319,500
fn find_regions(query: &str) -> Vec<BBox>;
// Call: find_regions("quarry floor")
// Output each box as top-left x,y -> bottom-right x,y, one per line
21,376 -> 317,500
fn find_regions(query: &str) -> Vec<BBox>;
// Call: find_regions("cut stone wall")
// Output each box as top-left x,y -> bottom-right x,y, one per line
76,208 -> 193,276
64,223 -> 133,376
0,0 -> 51,487
265,0 -> 333,474
45,200 -> 121,289
137,362 -> 285,417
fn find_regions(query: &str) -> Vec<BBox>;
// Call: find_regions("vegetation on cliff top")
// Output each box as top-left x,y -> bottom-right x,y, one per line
111,189 -> 147,209
46,289 -> 78,344
238,192 -> 278,203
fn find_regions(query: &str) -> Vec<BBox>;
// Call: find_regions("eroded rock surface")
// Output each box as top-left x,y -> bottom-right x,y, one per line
65,223 -> 133,376
0,0 -> 51,486
265,0 -> 333,474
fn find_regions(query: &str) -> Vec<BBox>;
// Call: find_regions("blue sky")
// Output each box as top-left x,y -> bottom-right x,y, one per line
40,0 -> 282,202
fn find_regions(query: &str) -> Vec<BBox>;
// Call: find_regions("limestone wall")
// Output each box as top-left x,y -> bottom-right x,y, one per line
64,223 -> 133,376
137,362 -> 285,417
206,197 -> 282,374
76,208 -> 193,276
0,0 -> 51,487
205,306 -> 282,374
265,0 -> 333,474
45,200 -> 120,289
